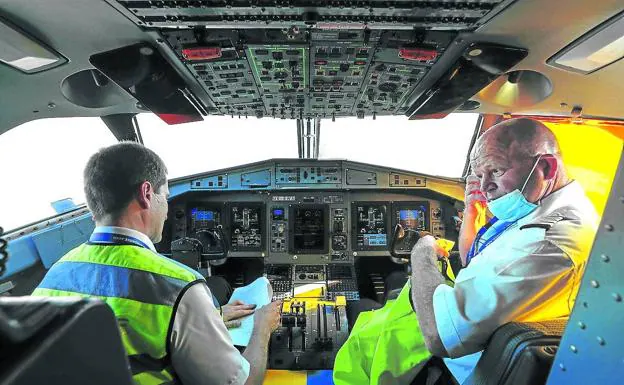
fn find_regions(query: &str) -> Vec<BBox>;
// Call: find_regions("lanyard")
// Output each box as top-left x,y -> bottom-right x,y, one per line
466,217 -> 516,265
89,232 -> 152,250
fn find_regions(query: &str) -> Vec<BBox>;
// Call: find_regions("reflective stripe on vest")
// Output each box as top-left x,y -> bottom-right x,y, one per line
32,243 -> 204,385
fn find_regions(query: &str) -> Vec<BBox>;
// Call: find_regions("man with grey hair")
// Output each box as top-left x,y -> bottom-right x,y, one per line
410,118 -> 599,383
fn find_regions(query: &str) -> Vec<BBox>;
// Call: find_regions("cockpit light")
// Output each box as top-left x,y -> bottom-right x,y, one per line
549,12 -> 624,74
181,47 -> 223,61
398,48 -> 438,62
0,18 -> 66,73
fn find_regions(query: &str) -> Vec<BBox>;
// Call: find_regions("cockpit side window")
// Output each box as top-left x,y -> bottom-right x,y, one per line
0,118 -> 117,231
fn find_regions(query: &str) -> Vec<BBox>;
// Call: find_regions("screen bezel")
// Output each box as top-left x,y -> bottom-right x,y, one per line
351,201 -> 391,251
288,204 -> 329,255
229,202 -> 265,252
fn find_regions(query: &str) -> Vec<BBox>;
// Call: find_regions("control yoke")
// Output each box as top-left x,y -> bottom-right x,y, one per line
171,225 -> 229,270
195,226 -> 229,260
389,223 -> 419,264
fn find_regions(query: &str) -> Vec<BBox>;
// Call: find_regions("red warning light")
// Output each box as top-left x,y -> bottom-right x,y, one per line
315,59 -> 328,65
157,113 -> 203,125
354,60 -> 366,66
181,47 -> 222,61
409,112 -> 449,120
399,48 -> 438,62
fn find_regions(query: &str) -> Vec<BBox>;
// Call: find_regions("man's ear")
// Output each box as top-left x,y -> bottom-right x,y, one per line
540,154 -> 559,180
137,181 -> 153,210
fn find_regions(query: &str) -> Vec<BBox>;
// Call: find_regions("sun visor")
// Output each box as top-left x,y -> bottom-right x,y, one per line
90,43 -> 205,125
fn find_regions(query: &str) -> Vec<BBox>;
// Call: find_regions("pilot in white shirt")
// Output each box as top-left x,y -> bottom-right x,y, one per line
409,118 -> 599,384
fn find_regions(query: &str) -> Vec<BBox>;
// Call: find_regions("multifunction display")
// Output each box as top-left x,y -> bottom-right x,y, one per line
289,205 -> 328,254
352,202 -> 389,251
230,204 -> 263,251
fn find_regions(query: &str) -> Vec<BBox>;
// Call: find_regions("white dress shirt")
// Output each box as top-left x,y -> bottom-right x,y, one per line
432,182 -> 598,383
93,226 -> 250,385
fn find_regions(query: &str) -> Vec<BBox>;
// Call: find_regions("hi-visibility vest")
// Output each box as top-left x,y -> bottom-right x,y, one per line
32,241 -> 204,385
333,261 -> 455,385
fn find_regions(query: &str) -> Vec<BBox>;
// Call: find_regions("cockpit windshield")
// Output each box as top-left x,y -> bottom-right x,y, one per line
0,113 -> 477,231
139,112 -> 478,179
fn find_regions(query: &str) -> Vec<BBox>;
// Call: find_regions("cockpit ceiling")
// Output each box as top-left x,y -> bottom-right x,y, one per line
0,0 -> 623,133
99,0 -> 519,120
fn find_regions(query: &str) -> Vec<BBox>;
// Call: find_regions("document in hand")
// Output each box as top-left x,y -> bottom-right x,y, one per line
227,276 -> 273,346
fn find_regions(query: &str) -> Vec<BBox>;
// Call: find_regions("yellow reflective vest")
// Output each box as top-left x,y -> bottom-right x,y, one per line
333,262 -> 455,385
32,243 -> 204,385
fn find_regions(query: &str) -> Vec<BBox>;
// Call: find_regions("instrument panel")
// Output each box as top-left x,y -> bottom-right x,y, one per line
169,191 -> 452,263
166,184 -> 458,370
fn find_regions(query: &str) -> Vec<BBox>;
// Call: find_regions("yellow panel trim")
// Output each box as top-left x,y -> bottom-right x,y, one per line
264,370 -> 308,385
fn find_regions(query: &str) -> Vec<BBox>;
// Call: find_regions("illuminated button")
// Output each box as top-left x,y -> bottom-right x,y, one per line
181,47 -> 222,61
398,47 -> 438,62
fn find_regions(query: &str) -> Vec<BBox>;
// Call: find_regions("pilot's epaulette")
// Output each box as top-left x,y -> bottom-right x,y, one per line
519,210 -> 572,232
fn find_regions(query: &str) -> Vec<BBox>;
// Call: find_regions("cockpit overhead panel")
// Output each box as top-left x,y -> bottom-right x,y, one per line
112,1 -> 511,31
159,27 -> 457,120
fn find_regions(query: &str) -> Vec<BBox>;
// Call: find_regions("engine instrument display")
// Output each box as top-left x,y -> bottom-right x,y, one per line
230,204 -> 263,251
289,205 -> 328,254
352,202 -> 389,250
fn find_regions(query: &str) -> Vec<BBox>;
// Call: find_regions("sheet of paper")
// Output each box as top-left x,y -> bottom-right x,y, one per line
227,276 -> 273,346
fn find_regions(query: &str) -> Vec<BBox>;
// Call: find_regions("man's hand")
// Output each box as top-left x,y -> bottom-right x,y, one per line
243,300 -> 283,385
459,175 -> 488,265
464,174 -> 487,217
222,300 -> 257,328
253,301 -> 283,336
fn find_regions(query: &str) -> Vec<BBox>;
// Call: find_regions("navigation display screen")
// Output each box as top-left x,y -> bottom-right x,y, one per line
190,207 -> 221,230
392,203 -> 429,252
289,205 -> 328,254
189,206 -> 223,253
353,202 -> 388,250
398,209 -> 426,230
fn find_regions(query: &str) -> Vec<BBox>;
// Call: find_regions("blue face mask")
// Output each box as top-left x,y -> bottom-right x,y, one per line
487,155 -> 546,221
487,189 -> 537,221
